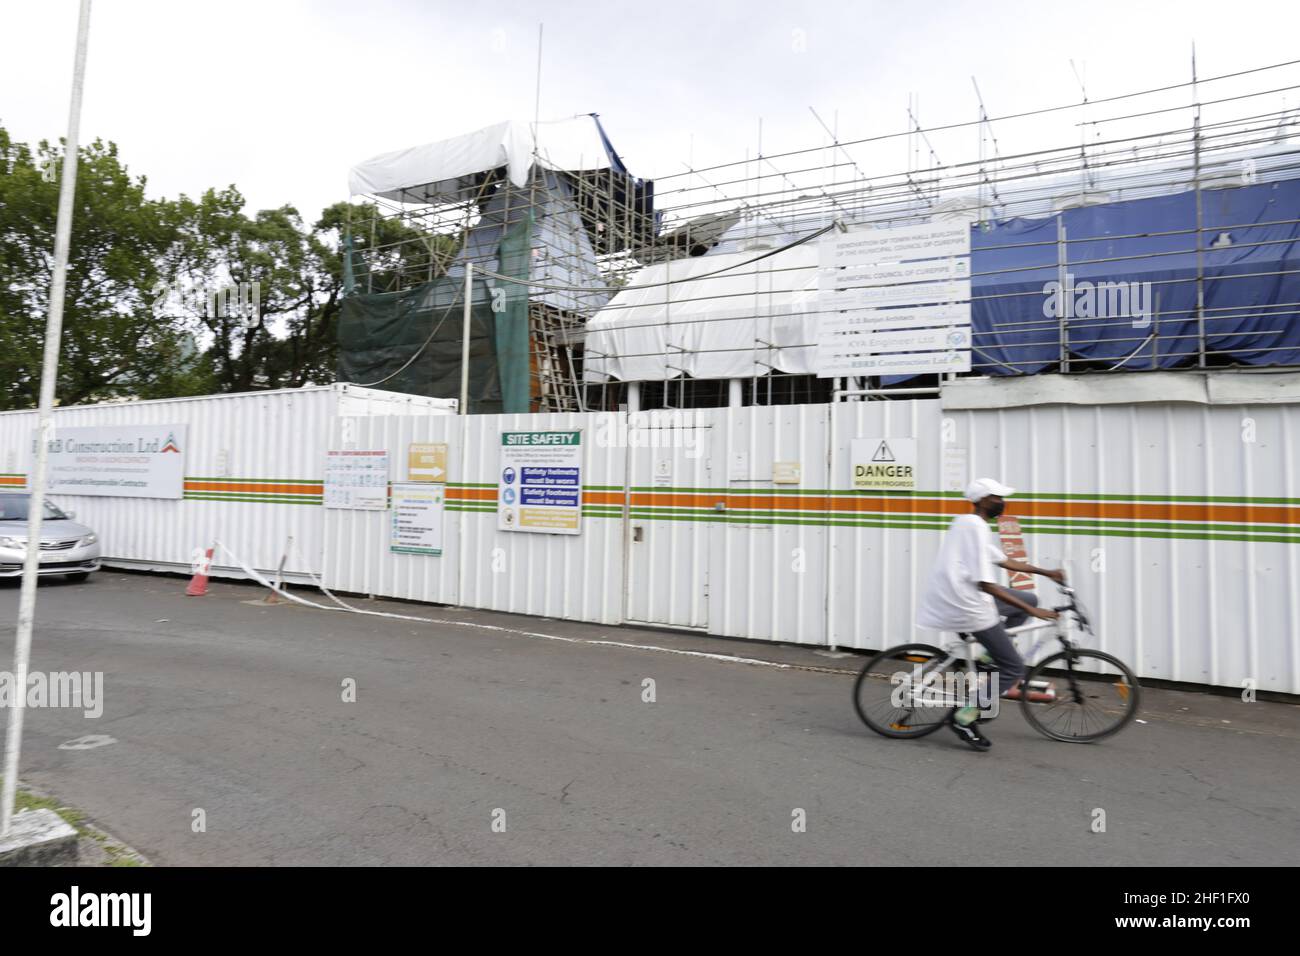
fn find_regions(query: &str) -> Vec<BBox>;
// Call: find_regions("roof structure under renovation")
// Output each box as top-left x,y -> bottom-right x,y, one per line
585,143 -> 1300,383
340,62 -> 1300,410
348,115 -> 625,199
340,114 -> 654,413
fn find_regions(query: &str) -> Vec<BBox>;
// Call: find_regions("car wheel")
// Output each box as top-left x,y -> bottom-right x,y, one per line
65,572 -> 91,583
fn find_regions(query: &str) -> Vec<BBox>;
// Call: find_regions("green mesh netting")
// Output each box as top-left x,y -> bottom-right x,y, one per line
494,210 -> 533,414
336,277 -> 502,413
337,212 -> 535,414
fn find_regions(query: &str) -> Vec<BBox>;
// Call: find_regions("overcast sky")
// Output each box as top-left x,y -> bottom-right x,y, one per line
3,0 -> 1299,223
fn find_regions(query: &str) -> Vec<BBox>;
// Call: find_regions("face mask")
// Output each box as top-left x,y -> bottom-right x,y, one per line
985,500 -> 1006,519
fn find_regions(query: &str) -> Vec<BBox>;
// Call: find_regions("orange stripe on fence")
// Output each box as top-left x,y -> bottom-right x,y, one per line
1014,499 -> 1300,525
184,481 -> 321,496
445,488 -> 625,506
628,493 -> 968,515
627,492 -> 1300,525
447,486 -> 497,502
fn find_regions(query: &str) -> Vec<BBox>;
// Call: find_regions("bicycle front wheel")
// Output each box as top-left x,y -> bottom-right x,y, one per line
1020,648 -> 1141,743
853,643 -> 955,739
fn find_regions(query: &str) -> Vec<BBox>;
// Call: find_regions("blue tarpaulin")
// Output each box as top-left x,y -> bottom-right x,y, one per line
966,178 -> 1300,375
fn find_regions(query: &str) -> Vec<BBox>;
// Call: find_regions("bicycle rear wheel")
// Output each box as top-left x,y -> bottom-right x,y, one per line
1020,648 -> 1141,742
853,643 -> 955,739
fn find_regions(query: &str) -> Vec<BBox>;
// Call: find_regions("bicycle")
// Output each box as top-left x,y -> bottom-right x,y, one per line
852,585 -> 1141,743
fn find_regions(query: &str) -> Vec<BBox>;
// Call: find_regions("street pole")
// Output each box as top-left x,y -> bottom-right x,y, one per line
1,0 -> 93,837
460,261 -> 472,415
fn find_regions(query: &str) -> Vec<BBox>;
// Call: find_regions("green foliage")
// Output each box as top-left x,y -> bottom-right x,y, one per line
0,129 -> 212,408
0,123 -> 459,408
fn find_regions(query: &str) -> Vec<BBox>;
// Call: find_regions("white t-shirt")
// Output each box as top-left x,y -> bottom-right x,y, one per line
916,513 -> 1007,633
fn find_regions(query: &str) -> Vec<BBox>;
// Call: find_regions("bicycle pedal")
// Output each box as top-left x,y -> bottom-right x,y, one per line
1005,681 -> 1058,703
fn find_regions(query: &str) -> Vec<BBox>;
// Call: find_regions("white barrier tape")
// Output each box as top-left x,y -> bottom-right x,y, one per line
214,540 -> 790,670
287,539 -> 379,615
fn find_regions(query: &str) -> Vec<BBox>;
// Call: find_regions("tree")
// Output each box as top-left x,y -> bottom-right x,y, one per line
252,200 -> 460,390
1,124 -> 464,407
0,126 -> 214,409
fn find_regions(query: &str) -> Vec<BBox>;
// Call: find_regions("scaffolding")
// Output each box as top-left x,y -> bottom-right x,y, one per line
341,116 -> 655,413
344,60 -> 1300,413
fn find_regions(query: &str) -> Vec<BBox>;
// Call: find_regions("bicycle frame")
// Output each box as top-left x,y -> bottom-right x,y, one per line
862,583 -> 1138,744
900,586 -> 1091,710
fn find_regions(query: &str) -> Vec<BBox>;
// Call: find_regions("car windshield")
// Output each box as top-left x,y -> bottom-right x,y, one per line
0,495 -> 69,521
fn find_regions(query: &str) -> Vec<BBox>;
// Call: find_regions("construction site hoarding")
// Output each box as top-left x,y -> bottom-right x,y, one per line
0,384 -> 455,582
3,389 -> 1296,695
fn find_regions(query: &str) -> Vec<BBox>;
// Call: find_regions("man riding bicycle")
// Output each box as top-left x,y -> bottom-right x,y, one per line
916,478 -> 1065,750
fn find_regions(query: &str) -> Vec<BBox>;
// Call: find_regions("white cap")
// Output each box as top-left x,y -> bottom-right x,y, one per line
964,477 -> 1015,503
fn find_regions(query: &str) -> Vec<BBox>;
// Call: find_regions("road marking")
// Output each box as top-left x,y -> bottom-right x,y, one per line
215,540 -> 1300,738
217,540 -> 792,670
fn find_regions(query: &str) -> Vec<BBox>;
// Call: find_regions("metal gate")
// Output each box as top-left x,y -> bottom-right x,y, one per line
624,411 -> 712,629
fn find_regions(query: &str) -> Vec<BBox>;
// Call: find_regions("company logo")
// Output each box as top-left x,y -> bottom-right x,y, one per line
160,432 -> 181,454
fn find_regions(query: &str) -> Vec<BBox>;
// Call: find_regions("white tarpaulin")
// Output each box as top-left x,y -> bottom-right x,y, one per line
583,245 -> 821,382
349,116 -> 616,201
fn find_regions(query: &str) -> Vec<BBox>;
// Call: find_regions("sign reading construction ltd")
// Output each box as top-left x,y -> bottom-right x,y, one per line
34,424 -> 188,499
850,438 -> 917,491
498,430 -> 582,535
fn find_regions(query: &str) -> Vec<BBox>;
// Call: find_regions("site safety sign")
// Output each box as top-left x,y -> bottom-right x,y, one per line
498,430 -> 583,535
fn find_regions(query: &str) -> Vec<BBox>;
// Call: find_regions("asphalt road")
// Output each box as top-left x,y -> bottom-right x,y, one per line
1,571 -> 1297,865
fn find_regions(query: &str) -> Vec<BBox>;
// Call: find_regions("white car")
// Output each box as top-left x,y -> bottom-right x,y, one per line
0,493 -> 102,582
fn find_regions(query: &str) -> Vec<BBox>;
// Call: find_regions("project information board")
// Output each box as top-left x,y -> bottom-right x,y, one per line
390,482 -> 445,555
815,221 -> 972,378
324,450 -> 389,510
497,430 -> 582,535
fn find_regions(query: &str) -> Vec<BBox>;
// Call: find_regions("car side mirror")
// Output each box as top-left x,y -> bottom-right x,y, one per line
64,511 -> 76,520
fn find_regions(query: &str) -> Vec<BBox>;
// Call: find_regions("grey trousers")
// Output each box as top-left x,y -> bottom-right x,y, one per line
971,591 -> 1039,697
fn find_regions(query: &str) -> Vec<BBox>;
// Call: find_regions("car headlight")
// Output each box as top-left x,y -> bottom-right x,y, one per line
80,533 -> 98,546
0,536 -> 21,549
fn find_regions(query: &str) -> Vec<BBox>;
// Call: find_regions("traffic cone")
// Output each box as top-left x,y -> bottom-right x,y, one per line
186,547 -> 214,597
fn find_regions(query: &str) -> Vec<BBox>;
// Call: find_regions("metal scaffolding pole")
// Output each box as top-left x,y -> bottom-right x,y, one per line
1,0 -> 93,839
1193,47 -> 1208,368
460,262 -> 473,414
